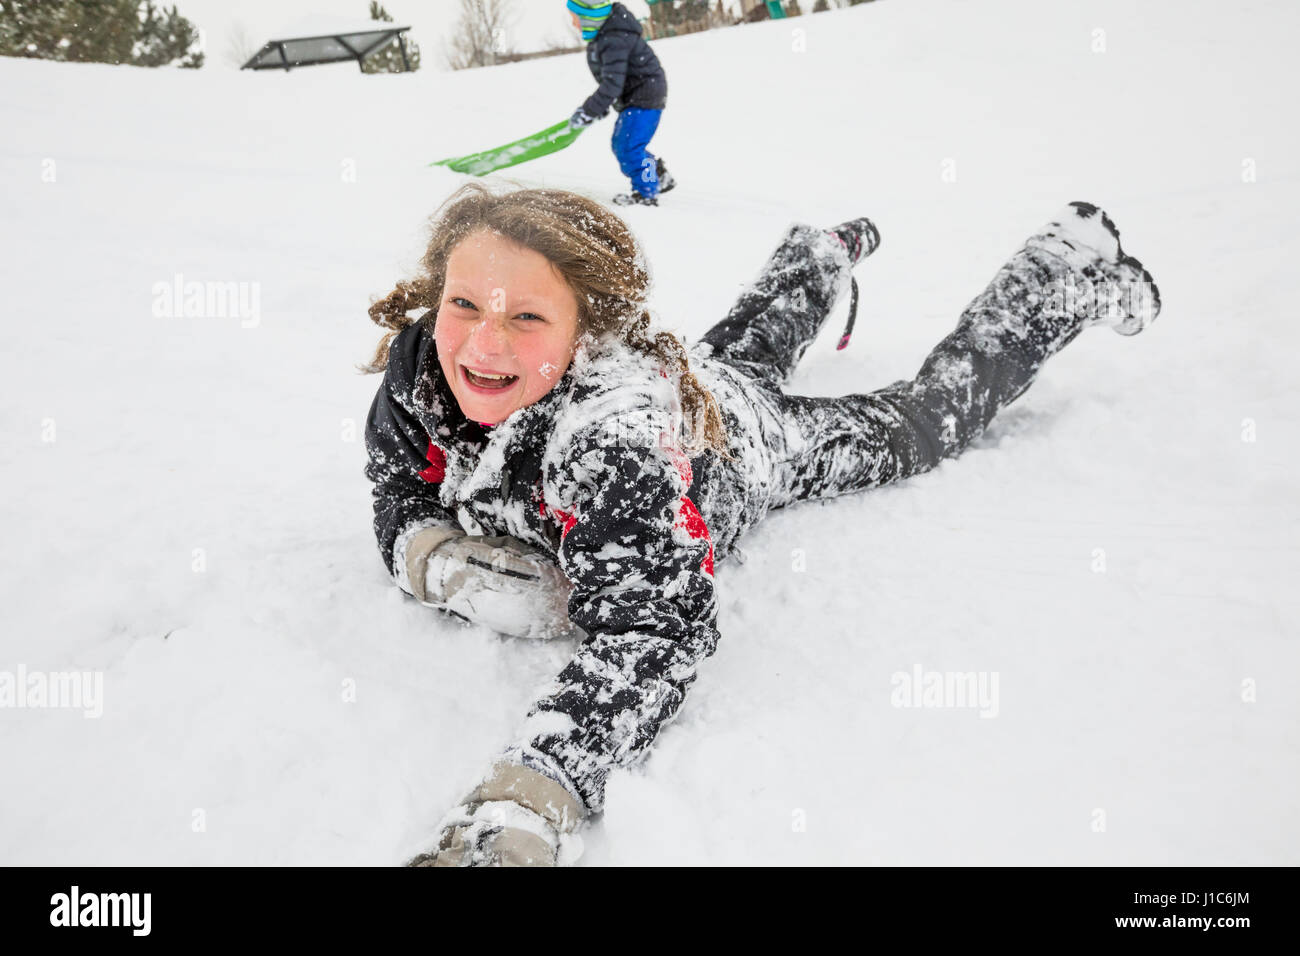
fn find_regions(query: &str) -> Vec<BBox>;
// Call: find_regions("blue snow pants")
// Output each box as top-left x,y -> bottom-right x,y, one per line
611,107 -> 662,198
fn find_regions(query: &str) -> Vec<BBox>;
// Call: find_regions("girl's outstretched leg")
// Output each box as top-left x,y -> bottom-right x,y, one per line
770,202 -> 1161,504
696,218 -> 881,387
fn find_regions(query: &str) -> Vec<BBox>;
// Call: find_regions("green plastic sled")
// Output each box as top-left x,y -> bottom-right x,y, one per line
430,119 -> 585,177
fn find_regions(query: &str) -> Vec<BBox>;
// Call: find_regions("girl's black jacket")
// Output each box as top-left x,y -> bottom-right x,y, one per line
364,321 -> 748,814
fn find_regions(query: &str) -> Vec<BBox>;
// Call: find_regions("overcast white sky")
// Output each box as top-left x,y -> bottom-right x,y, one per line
175,0 -> 656,69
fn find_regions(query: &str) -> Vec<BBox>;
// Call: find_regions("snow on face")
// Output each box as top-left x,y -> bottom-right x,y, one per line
435,228 -> 580,425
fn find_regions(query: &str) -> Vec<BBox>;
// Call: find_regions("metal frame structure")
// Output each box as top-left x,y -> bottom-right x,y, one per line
242,26 -> 412,72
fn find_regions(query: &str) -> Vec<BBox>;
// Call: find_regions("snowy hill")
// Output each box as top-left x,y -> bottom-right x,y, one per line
1,0 -> 1297,865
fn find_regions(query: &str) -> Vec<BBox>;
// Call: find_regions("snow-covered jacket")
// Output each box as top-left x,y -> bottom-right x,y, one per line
364,319 -> 766,812
582,2 -> 668,117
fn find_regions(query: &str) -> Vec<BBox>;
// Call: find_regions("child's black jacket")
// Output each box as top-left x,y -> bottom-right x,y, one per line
581,2 -> 668,117
364,319 -> 725,813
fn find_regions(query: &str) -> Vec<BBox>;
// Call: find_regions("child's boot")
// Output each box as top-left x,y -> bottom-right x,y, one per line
1026,201 -> 1161,335
655,157 -> 676,193
612,191 -> 658,207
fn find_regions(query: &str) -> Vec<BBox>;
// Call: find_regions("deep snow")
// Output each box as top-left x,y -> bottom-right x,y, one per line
1,0 -> 1297,865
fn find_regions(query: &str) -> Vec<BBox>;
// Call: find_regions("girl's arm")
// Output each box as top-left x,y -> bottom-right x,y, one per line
363,325 -> 463,592
413,357 -> 719,864
500,429 -> 721,817
426,435 -> 717,864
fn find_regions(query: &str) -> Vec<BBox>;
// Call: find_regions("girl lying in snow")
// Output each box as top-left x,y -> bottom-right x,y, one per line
362,184 -> 1160,866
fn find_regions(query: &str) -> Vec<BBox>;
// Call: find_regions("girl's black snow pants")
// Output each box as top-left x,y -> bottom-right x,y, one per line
695,221 -> 1104,511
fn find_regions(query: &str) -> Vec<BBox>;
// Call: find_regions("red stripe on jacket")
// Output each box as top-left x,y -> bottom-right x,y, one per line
539,497 -> 578,541
662,440 -> 713,576
419,441 -> 446,483
673,495 -> 714,576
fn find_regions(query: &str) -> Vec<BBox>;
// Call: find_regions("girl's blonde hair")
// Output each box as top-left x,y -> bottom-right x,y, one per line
362,182 -> 728,457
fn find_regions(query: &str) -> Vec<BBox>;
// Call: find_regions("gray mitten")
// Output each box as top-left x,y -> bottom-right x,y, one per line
400,526 -> 578,640
406,763 -> 586,868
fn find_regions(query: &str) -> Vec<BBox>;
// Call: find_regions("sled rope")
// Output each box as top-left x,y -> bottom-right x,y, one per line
837,276 -> 860,351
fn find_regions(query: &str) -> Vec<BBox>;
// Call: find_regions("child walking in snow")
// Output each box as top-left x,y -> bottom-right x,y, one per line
362,184 -> 1160,866
566,1 -> 675,206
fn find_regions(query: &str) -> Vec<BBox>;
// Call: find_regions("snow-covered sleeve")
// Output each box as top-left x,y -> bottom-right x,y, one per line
363,325 -> 460,584
501,381 -> 721,813
581,32 -> 634,118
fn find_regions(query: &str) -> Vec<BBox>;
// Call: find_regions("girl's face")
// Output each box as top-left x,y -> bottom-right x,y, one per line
435,228 -> 581,425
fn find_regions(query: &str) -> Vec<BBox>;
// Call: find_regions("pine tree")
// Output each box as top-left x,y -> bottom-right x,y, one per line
0,0 -> 202,66
0,0 -> 136,63
134,2 -> 203,68
361,1 -> 420,73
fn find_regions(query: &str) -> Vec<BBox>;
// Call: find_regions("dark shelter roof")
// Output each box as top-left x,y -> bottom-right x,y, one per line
242,17 -> 412,71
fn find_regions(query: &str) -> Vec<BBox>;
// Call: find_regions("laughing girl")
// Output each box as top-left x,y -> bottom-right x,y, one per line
362,184 -> 1159,866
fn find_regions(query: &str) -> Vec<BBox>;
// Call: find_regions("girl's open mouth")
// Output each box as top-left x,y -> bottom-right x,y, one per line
462,366 -> 520,392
